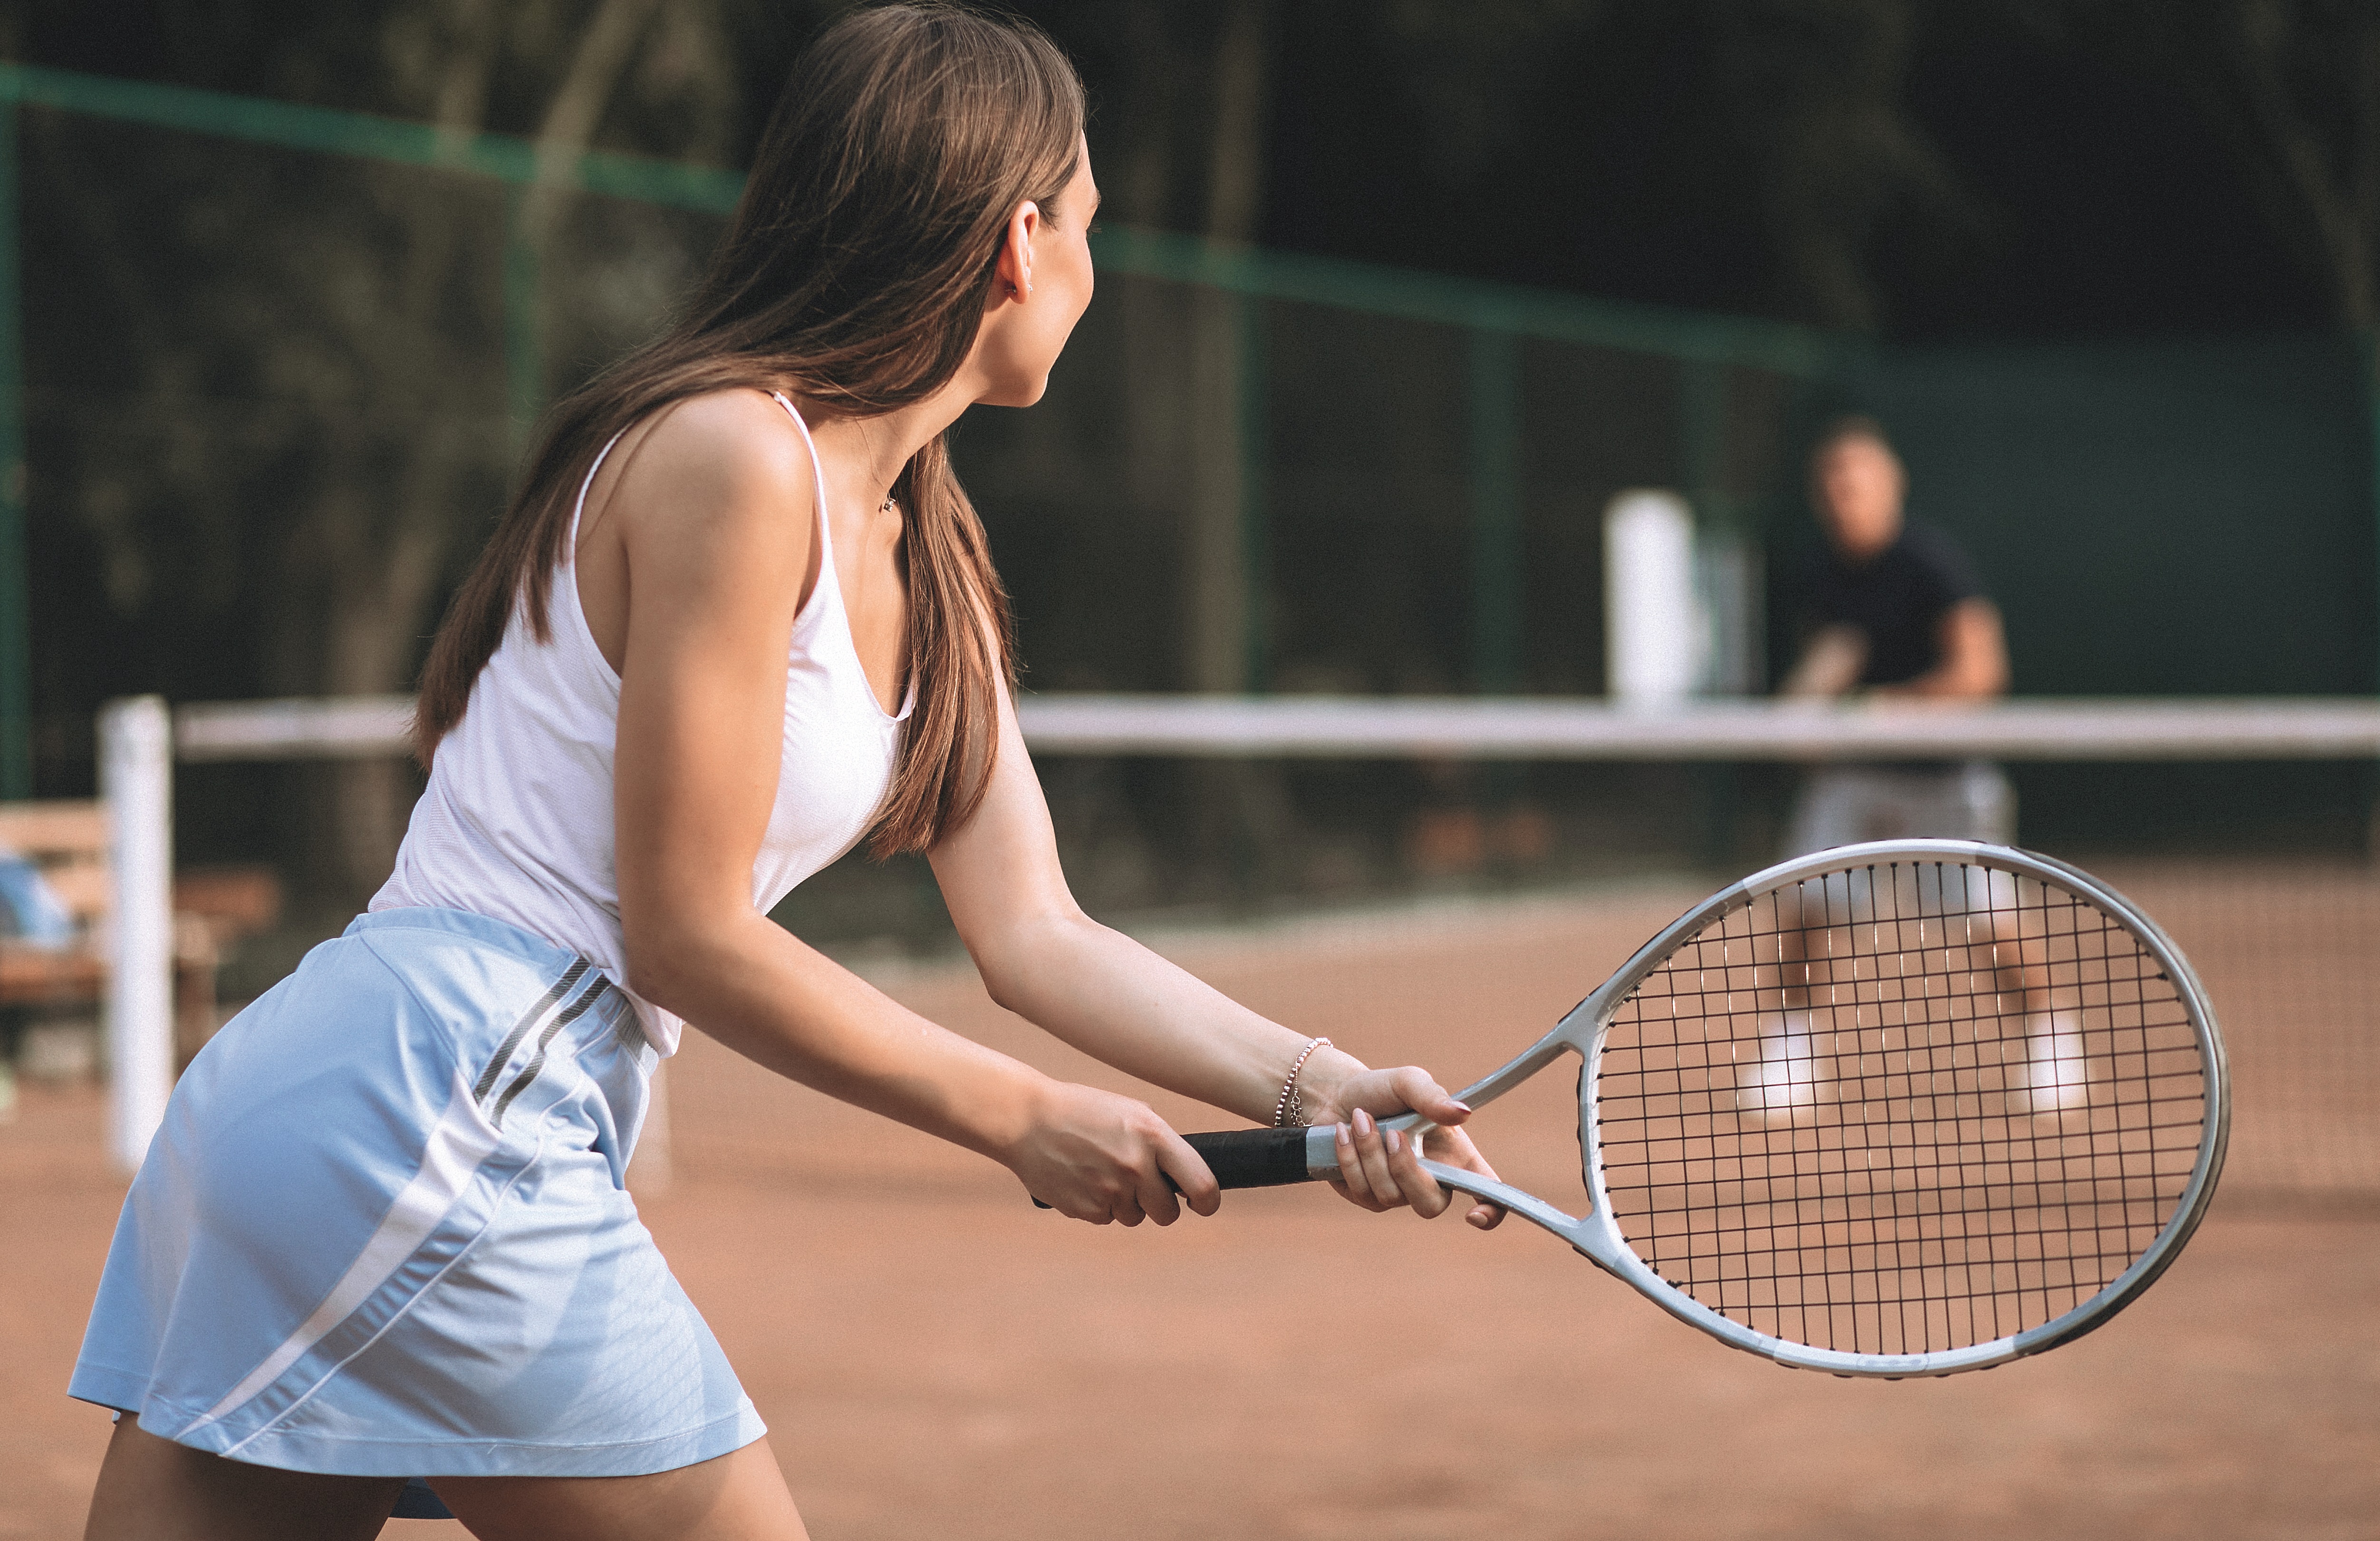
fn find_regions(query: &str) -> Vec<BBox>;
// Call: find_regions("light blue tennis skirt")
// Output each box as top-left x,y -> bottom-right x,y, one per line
69,906 -> 766,1480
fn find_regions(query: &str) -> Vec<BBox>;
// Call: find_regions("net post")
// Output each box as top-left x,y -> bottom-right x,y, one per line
1467,327 -> 1522,694
0,90 -> 29,801
102,695 -> 174,1174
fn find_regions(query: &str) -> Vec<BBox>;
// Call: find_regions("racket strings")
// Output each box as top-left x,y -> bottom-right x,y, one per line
1592,860 -> 2209,1359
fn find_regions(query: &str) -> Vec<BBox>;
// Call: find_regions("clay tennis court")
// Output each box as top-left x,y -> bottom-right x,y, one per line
6,877 -> 2377,1540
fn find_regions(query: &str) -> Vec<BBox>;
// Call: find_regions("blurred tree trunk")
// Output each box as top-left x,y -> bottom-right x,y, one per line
285,3 -> 502,898
1098,0 -> 1289,900
1189,1 -> 1301,899
1115,1 -> 1190,586
281,0 -> 706,899
1708,0 -> 1970,331
519,0 -> 669,244
2099,0 -> 2380,330
1183,0 -> 1270,698
1105,0 -> 1273,695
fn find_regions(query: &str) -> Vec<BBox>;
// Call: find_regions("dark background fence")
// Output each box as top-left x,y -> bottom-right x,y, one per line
3,61 -> 2377,981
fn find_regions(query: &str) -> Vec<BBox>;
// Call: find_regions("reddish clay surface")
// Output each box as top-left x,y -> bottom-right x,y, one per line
5,886 -> 2376,1540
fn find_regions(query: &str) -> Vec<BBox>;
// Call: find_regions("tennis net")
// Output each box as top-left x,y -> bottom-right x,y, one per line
155,691 -> 2380,1204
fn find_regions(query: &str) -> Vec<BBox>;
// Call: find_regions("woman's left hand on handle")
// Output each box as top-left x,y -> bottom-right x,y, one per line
1306,1067 -> 1506,1230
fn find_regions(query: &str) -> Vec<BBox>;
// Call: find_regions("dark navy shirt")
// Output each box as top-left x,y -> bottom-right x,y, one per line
1802,523 -> 1985,687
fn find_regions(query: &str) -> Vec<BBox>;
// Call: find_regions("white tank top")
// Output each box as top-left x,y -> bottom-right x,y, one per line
373,393 -> 914,1055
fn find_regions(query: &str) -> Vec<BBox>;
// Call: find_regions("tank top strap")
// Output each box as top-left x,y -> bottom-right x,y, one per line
768,392 -> 838,589
566,428 -> 631,557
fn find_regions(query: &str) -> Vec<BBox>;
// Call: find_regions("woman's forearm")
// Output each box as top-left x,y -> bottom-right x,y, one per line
968,911 -> 1362,1125
630,909 -> 1054,1162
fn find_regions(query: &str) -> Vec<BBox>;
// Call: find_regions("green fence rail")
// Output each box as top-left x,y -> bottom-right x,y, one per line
0,59 -> 1840,797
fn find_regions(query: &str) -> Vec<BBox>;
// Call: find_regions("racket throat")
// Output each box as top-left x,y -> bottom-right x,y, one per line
1403,1156 -> 1612,1257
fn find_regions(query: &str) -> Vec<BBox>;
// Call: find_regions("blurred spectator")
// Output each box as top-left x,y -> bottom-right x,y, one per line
1781,417 -> 2013,853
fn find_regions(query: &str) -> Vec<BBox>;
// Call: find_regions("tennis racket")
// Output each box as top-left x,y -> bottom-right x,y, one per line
1166,839 -> 2229,1379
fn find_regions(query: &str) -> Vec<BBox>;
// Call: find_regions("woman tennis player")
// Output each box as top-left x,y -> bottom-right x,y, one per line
73,6 -> 1501,1536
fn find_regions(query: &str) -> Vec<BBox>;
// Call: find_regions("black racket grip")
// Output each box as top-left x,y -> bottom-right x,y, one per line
1030,1126 -> 1318,1208
1185,1126 -> 1320,1188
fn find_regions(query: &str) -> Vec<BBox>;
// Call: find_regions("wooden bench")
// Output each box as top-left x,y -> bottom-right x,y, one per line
0,800 -> 268,1072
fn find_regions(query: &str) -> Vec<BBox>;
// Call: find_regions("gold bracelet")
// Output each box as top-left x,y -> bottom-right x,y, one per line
1273,1037 -> 1331,1127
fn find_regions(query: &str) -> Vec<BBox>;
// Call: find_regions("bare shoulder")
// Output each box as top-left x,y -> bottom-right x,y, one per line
607,388 -> 816,552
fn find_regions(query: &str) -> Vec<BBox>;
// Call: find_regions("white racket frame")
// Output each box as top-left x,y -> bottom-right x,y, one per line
1317,839 -> 2232,1378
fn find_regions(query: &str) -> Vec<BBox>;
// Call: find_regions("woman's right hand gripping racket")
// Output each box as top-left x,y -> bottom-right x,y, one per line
1178,839 -> 2230,1379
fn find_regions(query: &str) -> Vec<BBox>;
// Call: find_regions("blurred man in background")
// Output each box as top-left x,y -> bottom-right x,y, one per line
1781,416 -> 2013,853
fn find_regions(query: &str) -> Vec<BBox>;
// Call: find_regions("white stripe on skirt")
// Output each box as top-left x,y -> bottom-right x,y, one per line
184,1072 -> 503,1435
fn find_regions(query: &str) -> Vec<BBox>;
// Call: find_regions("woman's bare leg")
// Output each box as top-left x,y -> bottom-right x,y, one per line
431,1440 -> 809,1541
87,1415 -> 809,1541
84,1416 -> 403,1541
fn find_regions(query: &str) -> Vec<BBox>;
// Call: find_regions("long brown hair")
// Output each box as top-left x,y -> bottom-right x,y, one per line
414,2 -> 1082,856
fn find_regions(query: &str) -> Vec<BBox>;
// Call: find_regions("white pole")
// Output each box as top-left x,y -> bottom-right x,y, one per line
1604,490 -> 1705,705
103,695 -> 174,1174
